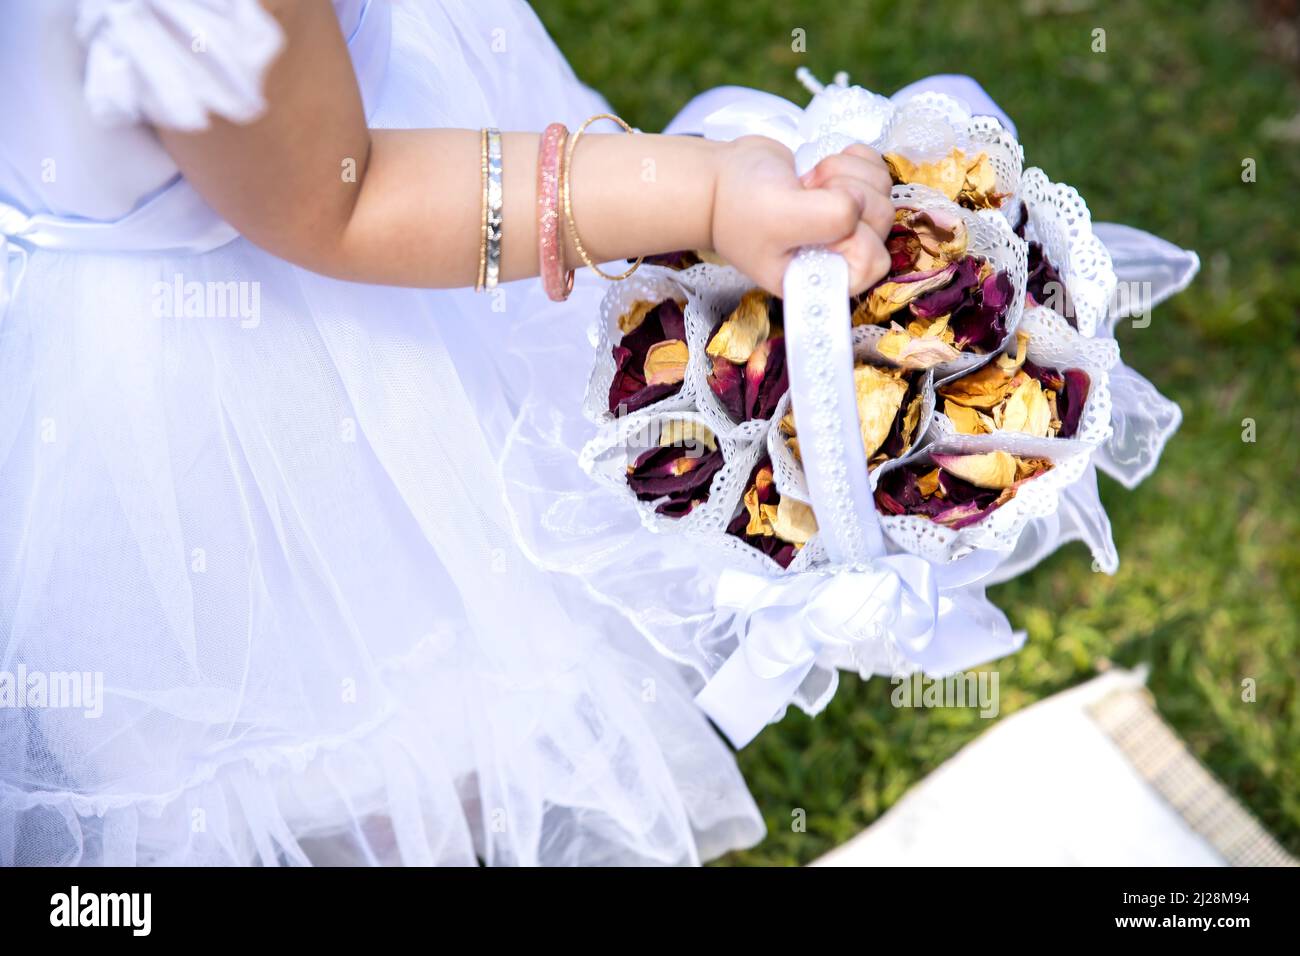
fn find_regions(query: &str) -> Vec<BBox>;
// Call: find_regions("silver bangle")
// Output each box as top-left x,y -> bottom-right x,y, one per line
484,128 -> 503,289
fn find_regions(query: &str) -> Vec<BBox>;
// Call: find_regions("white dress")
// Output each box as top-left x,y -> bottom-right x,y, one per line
0,0 -> 766,866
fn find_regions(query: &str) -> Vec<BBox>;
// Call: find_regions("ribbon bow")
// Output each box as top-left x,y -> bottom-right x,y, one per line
696,554 -> 1013,749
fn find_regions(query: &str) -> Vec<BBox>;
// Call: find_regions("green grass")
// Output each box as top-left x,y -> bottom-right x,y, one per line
536,0 -> 1300,864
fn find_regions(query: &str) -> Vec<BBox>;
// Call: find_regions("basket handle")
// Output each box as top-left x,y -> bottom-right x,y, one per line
782,247 -> 885,564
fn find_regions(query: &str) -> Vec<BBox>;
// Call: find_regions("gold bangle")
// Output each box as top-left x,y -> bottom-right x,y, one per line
476,128 -> 489,292
561,112 -> 643,282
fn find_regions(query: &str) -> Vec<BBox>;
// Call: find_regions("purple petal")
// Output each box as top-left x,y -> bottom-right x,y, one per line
746,335 -> 788,421
708,356 -> 746,421
910,257 -> 981,319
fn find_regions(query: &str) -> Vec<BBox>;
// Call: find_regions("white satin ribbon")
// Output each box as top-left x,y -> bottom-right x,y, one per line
696,555 -> 1003,748
783,249 -> 882,562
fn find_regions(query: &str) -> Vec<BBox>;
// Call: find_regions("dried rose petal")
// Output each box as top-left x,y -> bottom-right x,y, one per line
931,451 -> 1018,489
910,208 -> 969,260
888,207 -> 970,274
880,389 -> 924,462
909,256 -> 982,320
707,354 -> 745,421
726,459 -> 811,568
855,263 -> 959,326
771,497 -> 818,545
643,340 -> 688,386
887,224 -> 920,273
626,441 -> 724,517
877,324 -> 962,369
958,152 -> 1004,209
855,365 -> 911,461
884,151 -> 967,202
997,376 -> 1053,437
608,299 -> 688,414
643,250 -> 702,270
1058,369 -> 1091,439
885,149 -> 1008,209
1023,362 -> 1090,439
948,270 -> 1012,352
708,289 -> 772,363
875,465 -> 955,520
1026,241 -> 1077,328
1012,201 -> 1029,239
706,292 -> 787,423
876,453 -> 1052,529
745,334 -> 788,420
944,401 -> 992,435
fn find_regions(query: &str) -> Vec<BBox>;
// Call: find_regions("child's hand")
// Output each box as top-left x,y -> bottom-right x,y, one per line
711,136 -> 894,297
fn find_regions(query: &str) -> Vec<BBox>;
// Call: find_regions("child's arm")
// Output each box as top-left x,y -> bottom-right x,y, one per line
158,0 -> 894,295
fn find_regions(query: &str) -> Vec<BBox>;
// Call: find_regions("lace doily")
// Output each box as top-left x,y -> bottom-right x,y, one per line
582,269 -> 702,426
683,269 -> 785,444
579,408 -> 762,537
850,183 -> 1029,377
883,93 -> 1024,204
876,433 -> 1094,563
1016,167 -> 1118,338
930,305 -> 1117,448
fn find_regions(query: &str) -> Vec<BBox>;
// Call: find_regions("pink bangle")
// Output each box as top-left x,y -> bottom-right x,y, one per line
537,123 -> 574,302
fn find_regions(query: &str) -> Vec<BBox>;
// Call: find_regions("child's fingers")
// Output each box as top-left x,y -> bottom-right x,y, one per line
779,184 -> 863,246
812,175 -> 893,241
802,148 -> 893,197
827,222 -> 891,296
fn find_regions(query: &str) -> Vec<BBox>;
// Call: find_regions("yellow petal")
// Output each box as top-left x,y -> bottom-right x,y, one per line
906,312 -> 956,343
944,400 -> 990,435
898,392 -> 924,450
1014,456 -> 1053,482
959,152 -> 1004,209
938,362 -> 1016,410
854,364 -> 910,460
771,497 -> 818,545
643,340 -> 689,386
618,299 -> 659,335
995,331 -> 1030,375
917,467 -> 942,497
743,485 -> 775,537
999,377 -> 1054,437
877,326 -> 962,369
939,451 -> 1018,489
884,149 -> 966,201
706,289 -> 770,362
659,419 -> 716,451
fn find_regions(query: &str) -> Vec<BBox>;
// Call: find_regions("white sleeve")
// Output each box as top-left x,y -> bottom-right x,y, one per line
76,0 -> 285,131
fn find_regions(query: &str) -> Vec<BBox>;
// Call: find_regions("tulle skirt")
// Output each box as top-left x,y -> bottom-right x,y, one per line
0,0 -> 764,866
